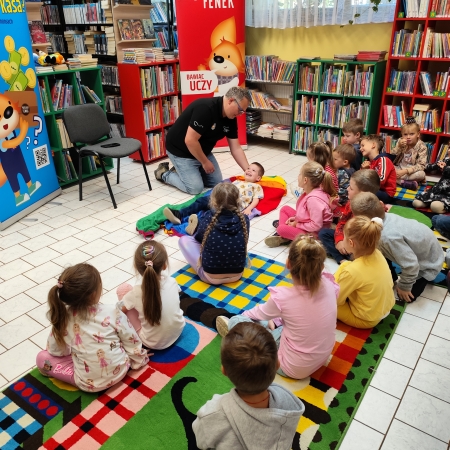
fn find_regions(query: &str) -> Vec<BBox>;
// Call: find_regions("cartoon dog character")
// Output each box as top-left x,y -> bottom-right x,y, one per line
198,17 -> 245,97
0,93 -> 41,206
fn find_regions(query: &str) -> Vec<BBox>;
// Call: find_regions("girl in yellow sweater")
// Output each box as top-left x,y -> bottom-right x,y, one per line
334,216 -> 395,329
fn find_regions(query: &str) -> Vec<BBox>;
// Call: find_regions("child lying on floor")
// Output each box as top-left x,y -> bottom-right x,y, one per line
163,162 -> 264,235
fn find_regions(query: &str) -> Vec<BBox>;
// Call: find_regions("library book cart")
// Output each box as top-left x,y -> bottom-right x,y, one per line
377,0 -> 450,163
118,59 -> 180,163
37,66 -> 113,186
291,58 -> 386,155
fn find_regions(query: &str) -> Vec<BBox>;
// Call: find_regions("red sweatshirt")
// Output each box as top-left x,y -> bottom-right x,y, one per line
370,155 -> 397,197
334,202 -> 353,244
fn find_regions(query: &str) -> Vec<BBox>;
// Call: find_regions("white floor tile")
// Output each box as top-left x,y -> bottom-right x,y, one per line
100,267 -> 133,291
49,236 -> 90,254
0,339 -> 42,381
21,234 -> 57,252
421,334 -> 450,370
405,296 -> 442,322
0,244 -> 30,264
78,239 -> 116,257
102,229 -> 137,245
38,205 -> 72,219
394,313 -> 434,344
0,232 -> 28,249
108,240 -> 140,259
72,226 -> 106,244
52,249 -> 91,268
0,294 -> 40,323
440,295 -> 450,316
420,284 -> 447,302
370,358 -> 413,398
89,209 -> 122,222
21,247 -> 61,267
29,326 -> 51,350
354,386 -> 400,434
338,420 -> 384,450
0,315 -> 44,349
0,259 -> 34,281
1,275 -> 36,300
23,261 -> 63,284
27,303 -> 50,327
383,334 -> 423,369
396,387 -> 450,443
86,253 -> 124,272
19,222 -> 54,238
41,214 -> 74,229
381,419 -> 447,450
65,207 -> 97,220
25,278 -> 56,304
71,216 -> 103,231
44,224 -> 83,242
431,314 -> 450,340
409,358 -> 450,403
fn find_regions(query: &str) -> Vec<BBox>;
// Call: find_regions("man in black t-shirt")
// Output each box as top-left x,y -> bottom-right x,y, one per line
154,87 -> 251,195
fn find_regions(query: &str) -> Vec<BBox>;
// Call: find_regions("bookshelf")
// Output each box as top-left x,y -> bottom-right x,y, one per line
151,0 -> 178,51
118,60 -> 180,163
377,0 -> 450,163
292,58 -> 386,155
37,67 -> 113,186
26,2 -> 52,52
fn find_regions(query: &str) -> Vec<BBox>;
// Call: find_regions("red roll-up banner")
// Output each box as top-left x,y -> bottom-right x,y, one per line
176,0 -> 247,149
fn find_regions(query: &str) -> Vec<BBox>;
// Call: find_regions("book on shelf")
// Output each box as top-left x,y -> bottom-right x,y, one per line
46,32 -> 65,53
106,95 -> 123,114
391,26 -> 423,57
142,19 -> 155,39
380,133 -> 399,153
413,104 -> 441,132
318,98 -> 342,127
62,2 -> 107,24
162,96 -> 180,124
61,150 -> 78,181
402,0 -> 430,17
51,80 -> 74,111
295,95 -> 317,123
150,2 -> 168,23
41,4 -> 60,25
28,21 -> 47,44
38,78 -> 51,113
293,125 -> 314,152
102,65 -> 120,86
429,0 -> 450,16
437,143 -> 450,161
72,54 -> 98,67
246,110 -> 262,134
248,88 -> 291,111
343,65 -> 373,97
245,55 -> 295,82
143,99 -> 161,129
146,131 -> 165,160
444,110 -> 450,133
110,123 -> 126,138
64,31 -> 86,54
154,28 -> 169,48
118,19 -> 133,40
383,102 -> 408,127
317,128 -> 339,148
422,29 -> 450,58
387,69 -> 416,93
340,101 -> 369,129
356,50 -> 387,61
56,118 -> 73,149
273,125 -> 291,141
321,65 -> 345,94
298,63 -> 320,92
419,70 -> 450,96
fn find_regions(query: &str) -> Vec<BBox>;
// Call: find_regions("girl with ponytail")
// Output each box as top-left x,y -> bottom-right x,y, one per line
117,240 -> 185,349
36,263 -> 149,392
265,161 -> 336,247
334,216 -> 395,328
216,234 -> 339,380
178,183 -> 250,285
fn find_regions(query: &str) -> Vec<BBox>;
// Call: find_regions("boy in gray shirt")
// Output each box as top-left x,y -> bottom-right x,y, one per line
351,192 -> 444,302
192,322 -> 304,450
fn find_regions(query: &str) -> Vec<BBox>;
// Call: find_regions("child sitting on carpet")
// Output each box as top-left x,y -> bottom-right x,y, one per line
333,143 -> 356,205
192,322 -> 305,450
307,141 -> 339,191
36,264 -> 149,392
116,241 -> 185,349
318,170 -> 380,264
178,183 -> 249,285
342,118 -> 364,170
391,117 -> 427,191
360,134 -> 397,204
334,216 -> 395,328
351,193 -> 444,303
163,162 -> 265,235
265,161 -> 336,248
216,234 -> 339,380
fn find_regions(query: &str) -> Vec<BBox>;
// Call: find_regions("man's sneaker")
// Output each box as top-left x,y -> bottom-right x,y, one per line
264,235 -> 291,248
28,181 -> 41,196
216,316 -> 230,337
185,214 -> 198,235
154,162 -> 169,181
163,207 -> 182,225
402,180 -> 418,191
15,193 -> 30,206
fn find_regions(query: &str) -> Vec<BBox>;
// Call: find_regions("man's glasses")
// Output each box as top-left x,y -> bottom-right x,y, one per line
234,99 -> 246,115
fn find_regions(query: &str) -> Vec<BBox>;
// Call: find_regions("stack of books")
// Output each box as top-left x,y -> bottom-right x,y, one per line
334,54 -> 357,61
105,27 -> 116,55
257,123 -> 275,138
246,110 -> 262,135
122,48 -> 148,63
35,65 -> 54,74
148,48 -> 164,61
419,70 -> 450,95
53,64 -> 68,71
402,0 -> 430,17
273,125 -> 290,141
387,69 -> 416,93
295,96 -> 317,124
422,29 -> 450,58
64,31 -> 85,54
66,58 -> 82,69
72,54 -> 98,67
356,50 -> 387,61
391,26 -> 423,57
298,64 -> 320,92
163,52 -> 176,61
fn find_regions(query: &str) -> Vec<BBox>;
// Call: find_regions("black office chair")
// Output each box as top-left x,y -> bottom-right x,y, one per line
62,104 -> 152,209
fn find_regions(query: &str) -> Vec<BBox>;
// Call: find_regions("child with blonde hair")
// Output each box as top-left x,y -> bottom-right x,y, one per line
391,118 -> 427,191
265,161 -> 336,247
307,141 -> 339,191
217,234 -> 339,380
117,241 -> 185,349
178,183 -> 249,284
36,263 -> 149,392
335,216 -> 395,328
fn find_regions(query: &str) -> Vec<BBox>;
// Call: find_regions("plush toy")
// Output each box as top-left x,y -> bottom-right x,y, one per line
35,50 -> 65,66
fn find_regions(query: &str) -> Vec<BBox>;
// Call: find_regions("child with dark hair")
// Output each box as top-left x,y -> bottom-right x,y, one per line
116,240 -> 185,349
36,264 -> 149,392
192,322 -> 305,450
333,143 -> 356,205
217,234 -> 339,380
178,182 -> 249,285
360,134 -> 397,204
342,118 -> 364,170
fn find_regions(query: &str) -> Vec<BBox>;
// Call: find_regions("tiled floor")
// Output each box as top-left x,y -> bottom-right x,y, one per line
1,140 -> 450,449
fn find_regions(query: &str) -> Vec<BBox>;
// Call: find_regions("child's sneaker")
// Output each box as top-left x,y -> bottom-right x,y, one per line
272,220 -> 279,228
402,180 -> 418,191
15,193 -> 30,206
28,181 -> 41,196
216,316 -> 230,337
163,207 -> 182,224
264,235 -> 291,248
185,214 -> 198,235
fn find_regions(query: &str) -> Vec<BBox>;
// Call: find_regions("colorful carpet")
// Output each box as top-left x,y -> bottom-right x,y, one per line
0,254 -> 406,450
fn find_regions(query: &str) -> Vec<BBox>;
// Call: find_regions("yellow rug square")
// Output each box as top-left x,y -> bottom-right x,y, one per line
175,274 -> 192,285
223,280 -> 243,289
228,295 -> 250,309
250,258 -> 265,268
254,273 -> 275,285
189,280 -> 210,293
242,284 -> 263,296
242,268 -> 255,278
209,288 -> 230,301
266,264 -> 285,275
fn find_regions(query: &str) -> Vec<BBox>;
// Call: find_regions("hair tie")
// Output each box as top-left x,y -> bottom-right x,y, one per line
405,116 -> 417,125
145,260 -> 153,267
371,217 -> 383,227
57,280 -> 64,289
142,245 -> 154,257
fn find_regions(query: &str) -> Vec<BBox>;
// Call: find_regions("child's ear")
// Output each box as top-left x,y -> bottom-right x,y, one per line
221,365 -> 227,377
343,159 -> 349,166
256,175 -> 262,181
276,358 -> 281,371
286,258 -> 291,270
356,132 -> 361,140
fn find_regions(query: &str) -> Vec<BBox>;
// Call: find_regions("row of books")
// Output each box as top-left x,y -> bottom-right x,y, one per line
246,110 -> 262,135
413,108 -> 441,131
418,70 -> 450,95
383,102 -> 408,127
293,125 -> 314,152
356,50 -> 387,61
422,29 -> 450,58
321,65 -> 345,94
318,99 -> 342,127
144,99 -> 161,129
105,95 -> 122,114
162,96 -> 180,124
122,48 -> 155,63
444,110 -> 450,133
56,118 -> 73,150
110,123 -> 126,138
401,0 -> 430,17
101,65 -> 120,86
380,132 -> 399,153
150,2 -> 168,23
245,55 -> 295,83
340,102 -> 369,129
318,129 -> 339,148
47,32 -> 65,53
253,123 -> 290,141
387,69 -> 416,93
248,89 -> 291,111
51,80 -> 74,111
117,19 -> 155,41
391,27 -> 423,57
295,96 -> 316,123
436,142 -> 450,160
64,32 -> 87,55
298,64 -> 320,92
62,2 -> 107,24
146,132 -> 166,160
139,64 -> 176,97
154,29 -> 169,48
38,79 -> 51,113
60,150 -> 77,181
41,4 -> 60,25
343,66 -> 373,97
430,0 -> 450,16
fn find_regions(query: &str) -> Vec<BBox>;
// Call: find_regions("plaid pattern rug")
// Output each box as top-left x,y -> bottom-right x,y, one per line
393,184 -> 427,201
0,254 -> 405,450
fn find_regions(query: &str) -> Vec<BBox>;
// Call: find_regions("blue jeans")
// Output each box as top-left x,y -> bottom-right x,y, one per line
376,190 -> 395,204
318,228 -> 349,264
162,151 -> 223,194
432,214 -> 450,240
228,315 -> 288,376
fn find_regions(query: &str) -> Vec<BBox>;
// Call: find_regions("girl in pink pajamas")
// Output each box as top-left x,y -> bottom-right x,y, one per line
265,161 -> 336,248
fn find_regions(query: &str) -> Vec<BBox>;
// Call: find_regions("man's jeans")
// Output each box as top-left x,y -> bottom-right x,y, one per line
162,151 -> 223,194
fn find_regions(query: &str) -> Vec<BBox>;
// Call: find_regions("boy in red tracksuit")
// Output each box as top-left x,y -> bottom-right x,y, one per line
360,134 -> 397,204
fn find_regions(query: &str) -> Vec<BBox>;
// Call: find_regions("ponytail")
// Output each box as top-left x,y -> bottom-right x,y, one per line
48,285 -> 70,349
344,216 -> 382,256
321,171 -> 338,197
301,161 -> 337,197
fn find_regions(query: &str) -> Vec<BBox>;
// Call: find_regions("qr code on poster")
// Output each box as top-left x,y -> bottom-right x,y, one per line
33,144 -> 50,169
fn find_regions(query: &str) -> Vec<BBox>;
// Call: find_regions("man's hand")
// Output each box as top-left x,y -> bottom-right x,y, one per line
336,241 -> 348,255
202,160 -> 215,174
243,207 -> 252,216
361,161 -> 371,169
396,286 -> 415,302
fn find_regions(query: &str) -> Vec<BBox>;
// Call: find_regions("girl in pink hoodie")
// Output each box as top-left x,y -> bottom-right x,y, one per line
265,161 -> 336,248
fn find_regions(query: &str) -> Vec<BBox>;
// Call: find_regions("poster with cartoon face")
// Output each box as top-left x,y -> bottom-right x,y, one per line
0,4 -> 60,229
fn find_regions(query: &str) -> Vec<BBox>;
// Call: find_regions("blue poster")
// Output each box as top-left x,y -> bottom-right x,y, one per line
0,2 -> 60,230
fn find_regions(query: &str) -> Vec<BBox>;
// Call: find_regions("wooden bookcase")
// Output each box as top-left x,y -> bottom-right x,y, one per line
117,60 -> 180,163
291,58 -> 386,155
377,0 -> 450,163
37,67 -> 113,186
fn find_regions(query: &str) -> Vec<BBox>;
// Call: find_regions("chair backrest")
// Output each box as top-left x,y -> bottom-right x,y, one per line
62,104 -> 111,145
